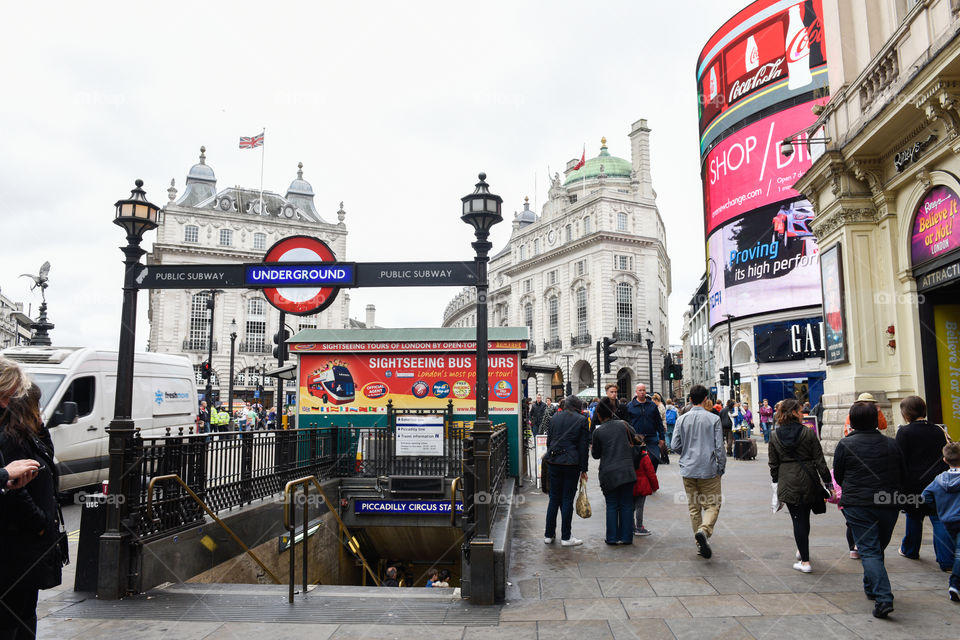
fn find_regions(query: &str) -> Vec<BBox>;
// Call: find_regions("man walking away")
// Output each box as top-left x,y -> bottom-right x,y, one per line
719,400 -> 734,456
626,384 -> 665,469
671,384 -> 726,559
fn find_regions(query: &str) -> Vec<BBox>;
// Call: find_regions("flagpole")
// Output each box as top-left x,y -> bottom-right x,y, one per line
581,143 -> 585,200
259,128 -> 265,215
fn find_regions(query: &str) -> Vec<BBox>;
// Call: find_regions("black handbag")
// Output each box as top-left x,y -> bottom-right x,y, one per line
56,504 -> 69,566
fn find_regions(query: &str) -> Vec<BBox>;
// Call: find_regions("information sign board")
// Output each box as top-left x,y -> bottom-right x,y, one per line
395,414 -> 444,456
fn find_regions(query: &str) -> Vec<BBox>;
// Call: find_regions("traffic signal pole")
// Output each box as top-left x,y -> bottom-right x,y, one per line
725,314 -> 734,402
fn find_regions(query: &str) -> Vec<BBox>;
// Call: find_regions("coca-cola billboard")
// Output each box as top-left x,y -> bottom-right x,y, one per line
698,0 -> 827,154
702,99 -> 826,235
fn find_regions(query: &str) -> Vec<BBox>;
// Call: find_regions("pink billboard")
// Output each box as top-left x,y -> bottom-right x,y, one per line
912,185 -> 960,267
703,99 -> 824,235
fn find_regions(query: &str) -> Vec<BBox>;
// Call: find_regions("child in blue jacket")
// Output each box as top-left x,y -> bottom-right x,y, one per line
922,441 -> 960,602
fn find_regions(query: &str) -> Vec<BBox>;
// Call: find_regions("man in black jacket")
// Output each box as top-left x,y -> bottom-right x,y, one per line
530,394 -> 547,433
834,401 -> 906,619
543,395 -> 589,547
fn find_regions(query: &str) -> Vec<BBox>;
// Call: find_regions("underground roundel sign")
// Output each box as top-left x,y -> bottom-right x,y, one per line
261,235 -> 339,315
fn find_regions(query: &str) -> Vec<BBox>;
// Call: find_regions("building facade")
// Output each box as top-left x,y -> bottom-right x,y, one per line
147,147 -> 354,408
0,290 -> 33,348
794,0 -> 960,452
680,275 -> 715,400
443,121 -> 672,400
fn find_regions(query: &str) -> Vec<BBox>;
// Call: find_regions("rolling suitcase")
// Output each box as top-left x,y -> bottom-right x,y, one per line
733,438 -> 757,460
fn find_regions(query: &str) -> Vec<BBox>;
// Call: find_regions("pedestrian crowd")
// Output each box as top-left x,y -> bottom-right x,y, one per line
198,400 -> 287,434
538,381 -> 960,621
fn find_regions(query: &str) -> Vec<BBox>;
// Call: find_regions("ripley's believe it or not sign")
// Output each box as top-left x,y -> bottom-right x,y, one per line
912,186 -> 960,267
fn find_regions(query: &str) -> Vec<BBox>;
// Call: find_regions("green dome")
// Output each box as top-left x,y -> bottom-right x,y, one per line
564,138 -> 633,186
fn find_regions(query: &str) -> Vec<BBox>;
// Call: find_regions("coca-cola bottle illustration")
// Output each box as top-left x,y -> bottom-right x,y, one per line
745,35 -> 759,71
786,3 -> 812,89
708,66 -> 719,100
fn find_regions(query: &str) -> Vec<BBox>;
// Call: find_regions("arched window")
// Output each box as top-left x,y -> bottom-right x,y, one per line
524,303 -> 534,341
246,298 -> 266,351
189,292 -> 211,350
616,282 -> 633,336
548,296 -> 559,341
617,212 -> 628,231
575,288 -> 588,337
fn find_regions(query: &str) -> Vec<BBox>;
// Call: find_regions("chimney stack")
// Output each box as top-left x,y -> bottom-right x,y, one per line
629,119 -> 655,199
365,304 -> 376,329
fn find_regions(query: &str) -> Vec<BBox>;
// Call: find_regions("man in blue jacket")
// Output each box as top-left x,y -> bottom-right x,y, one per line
626,383 -> 665,469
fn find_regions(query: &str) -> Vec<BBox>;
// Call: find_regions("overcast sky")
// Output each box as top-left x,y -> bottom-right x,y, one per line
0,1 -> 749,351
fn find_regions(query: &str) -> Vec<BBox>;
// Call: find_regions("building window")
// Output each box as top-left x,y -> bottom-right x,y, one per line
616,282 -> 633,336
583,217 -> 591,234
575,260 -> 586,276
523,279 -> 532,293
184,225 -> 199,243
299,319 -> 316,332
534,239 -> 540,255
520,245 -> 526,261
253,232 -> 267,250
548,270 -> 558,285
576,288 -> 588,337
246,298 -> 266,351
219,229 -> 233,246
617,212 -> 628,231
524,303 -> 534,341
548,296 -> 559,340
189,292 -> 211,349
565,224 -> 572,242
615,254 -> 633,271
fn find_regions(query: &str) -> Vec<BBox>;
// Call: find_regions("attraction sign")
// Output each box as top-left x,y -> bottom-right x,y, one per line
697,0 -> 827,152
912,185 -> 960,267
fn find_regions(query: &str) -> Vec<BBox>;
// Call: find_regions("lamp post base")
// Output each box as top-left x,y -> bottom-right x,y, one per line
96,531 -> 131,600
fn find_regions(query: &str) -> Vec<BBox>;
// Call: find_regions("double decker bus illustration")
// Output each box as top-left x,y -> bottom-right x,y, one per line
307,363 -> 356,405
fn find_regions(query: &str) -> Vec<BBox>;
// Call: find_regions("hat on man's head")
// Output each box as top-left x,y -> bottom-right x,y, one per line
856,392 -> 877,403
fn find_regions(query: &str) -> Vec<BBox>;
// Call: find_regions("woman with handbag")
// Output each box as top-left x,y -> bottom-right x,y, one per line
543,396 -> 589,547
768,398 -> 833,573
591,397 -> 640,545
0,380 -> 64,638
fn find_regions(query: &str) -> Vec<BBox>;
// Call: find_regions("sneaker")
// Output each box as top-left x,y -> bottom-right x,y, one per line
792,561 -> 812,573
950,587 -> 960,602
561,537 -> 583,547
544,537 -> 555,544
849,549 -> 860,559
694,531 -> 712,559
795,551 -> 801,561
635,527 -> 652,537
872,601 -> 894,619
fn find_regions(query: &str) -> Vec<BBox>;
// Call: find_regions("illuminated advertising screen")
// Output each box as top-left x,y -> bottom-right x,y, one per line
298,352 -> 520,415
707,197 -> 821,327
697,0 -> 827,153
703,99 -> 824,235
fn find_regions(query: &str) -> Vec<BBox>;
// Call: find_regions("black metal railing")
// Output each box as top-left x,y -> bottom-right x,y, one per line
543,338 -> 562,352
182,339 -> 219,352
490,425 -> 508,512
570,332 -> 592,347
237,340 -> 271,354
612,329 -> 643,343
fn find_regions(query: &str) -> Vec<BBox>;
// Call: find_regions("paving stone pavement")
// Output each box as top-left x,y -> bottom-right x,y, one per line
38,442 -> 960,638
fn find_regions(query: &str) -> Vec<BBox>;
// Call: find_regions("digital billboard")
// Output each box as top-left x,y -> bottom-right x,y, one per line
297,352 -> 521,415
697,0 -> 827,153
703,99 -> 825,235
707,197 -> 821,327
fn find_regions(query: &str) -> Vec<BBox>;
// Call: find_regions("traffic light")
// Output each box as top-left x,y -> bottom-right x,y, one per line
732,370 -> 741,387
602,336 -> 618,374
668,363 -> 683,380
719,366 -> 729,386
201,361 -> 211,380
273,328 -> 291,361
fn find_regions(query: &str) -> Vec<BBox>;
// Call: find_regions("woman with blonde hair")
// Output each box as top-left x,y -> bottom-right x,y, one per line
0,357 -> 41,493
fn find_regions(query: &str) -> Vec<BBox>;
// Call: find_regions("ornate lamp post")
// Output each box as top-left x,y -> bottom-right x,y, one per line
645,321 -> 655,395
461,172 -> 502,606
228,318 -> 237,423
98,179 -> 159,600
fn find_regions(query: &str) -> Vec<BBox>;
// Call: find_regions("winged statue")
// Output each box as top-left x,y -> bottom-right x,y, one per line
20,261 -> 51,302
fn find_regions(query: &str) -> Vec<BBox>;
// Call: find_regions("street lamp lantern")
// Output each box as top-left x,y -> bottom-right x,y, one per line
113,179 -> 159,240
460,172 -> 502,606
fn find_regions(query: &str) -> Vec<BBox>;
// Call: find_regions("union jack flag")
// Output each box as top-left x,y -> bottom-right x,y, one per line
239,132 -> 264,149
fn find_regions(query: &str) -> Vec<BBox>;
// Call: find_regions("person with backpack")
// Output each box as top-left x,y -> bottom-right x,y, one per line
664,399 -> 678,453
591,396 -> 640,545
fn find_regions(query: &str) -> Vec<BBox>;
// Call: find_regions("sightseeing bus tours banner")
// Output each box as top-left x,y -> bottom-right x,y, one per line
298,352 -> 520,415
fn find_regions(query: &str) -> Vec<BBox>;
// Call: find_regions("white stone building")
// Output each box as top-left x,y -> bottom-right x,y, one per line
442,121 -> 671,400
147,147 -> 358,408
0,289 -> 33,348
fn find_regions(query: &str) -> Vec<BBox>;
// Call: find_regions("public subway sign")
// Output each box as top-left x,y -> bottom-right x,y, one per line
702,100 -> 824,236
912,185 -> 960,267
753,316 -> 824,362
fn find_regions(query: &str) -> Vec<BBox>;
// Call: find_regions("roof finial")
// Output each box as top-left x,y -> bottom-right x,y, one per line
600,136 -> 607,147
337,201 -> 346,223
199,146 -> 206,164
524,196 -> 529,203
297,162 -> 303,179
167,178 -> 177,202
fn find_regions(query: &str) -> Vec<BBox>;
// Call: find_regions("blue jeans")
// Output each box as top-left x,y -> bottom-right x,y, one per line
665,426 -> 675,449
844,505 -> 899,605
900,507 -> 953,569
760,422 -> 771,443
604,482 -> 635,544
545,464 -> 581,541
946,525 -> 960,591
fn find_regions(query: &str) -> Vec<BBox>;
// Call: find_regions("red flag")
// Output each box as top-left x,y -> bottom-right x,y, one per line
572,147 -> 585,170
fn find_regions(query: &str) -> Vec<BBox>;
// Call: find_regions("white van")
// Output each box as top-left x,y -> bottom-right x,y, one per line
1,346 -> 198,492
